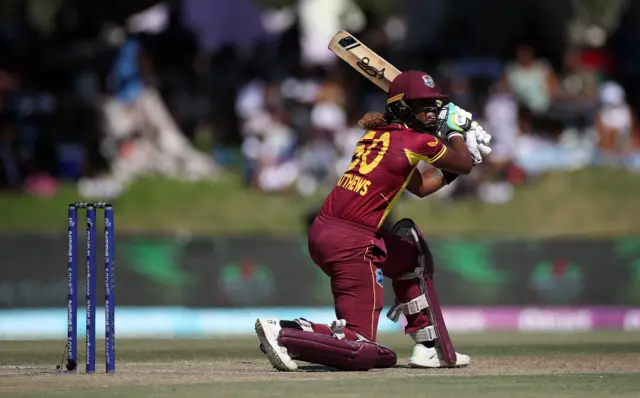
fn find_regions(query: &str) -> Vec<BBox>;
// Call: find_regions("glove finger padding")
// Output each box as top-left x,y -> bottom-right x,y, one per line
465,128 -> 477,145
473,127 -> 491,157
455,105 -> 473,120
478,144 -> 492,157
465,129 -> 483,165
478,132 -> 491,146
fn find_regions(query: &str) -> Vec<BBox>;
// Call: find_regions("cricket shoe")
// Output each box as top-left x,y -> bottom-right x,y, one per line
408,344 -> 470,368
255,318 -> 298,371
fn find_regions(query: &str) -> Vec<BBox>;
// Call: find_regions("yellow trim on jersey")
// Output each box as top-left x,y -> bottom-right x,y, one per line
377,166 -> 417,229
404,145 -> 447,166
376,144 -> 446,229
430,145 -> 447,162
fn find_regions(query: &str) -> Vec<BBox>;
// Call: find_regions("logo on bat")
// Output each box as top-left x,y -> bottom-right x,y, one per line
357,57 -> 385,80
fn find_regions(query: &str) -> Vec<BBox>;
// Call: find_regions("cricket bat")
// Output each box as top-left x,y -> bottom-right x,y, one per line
328,30 -> 401,92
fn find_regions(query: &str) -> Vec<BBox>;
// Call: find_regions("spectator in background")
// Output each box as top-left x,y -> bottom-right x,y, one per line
483,76 -> 519,165
551,49 -> 599,132
333,109 -> 365,178
449,76 -> 474,114
505,45 -> 558,116
595,81 -> 637,168
94,28 -> 220,198
295,90 -> 345,196
240,102 -> 298,193
280,65 -> 322,107
514,104 -> 591,175
237,74 -> 269,185
475,76 -> 521,204
295,126 -> 335,196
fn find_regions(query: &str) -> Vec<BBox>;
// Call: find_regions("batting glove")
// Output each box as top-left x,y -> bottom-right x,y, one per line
438,103 -> 473,141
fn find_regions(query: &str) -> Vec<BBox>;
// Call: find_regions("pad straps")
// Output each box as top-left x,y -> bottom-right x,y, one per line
386,294 -> 429,322
410,326 -> 437,343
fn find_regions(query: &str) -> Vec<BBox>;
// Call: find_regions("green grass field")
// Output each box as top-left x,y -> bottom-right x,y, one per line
1,168 -> 639,237
1,332 -> 639,397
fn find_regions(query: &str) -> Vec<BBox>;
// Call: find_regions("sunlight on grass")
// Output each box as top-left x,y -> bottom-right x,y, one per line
0,168 -> 638,237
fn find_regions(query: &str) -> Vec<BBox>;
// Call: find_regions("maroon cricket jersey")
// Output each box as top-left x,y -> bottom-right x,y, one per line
320,124 -> 447,230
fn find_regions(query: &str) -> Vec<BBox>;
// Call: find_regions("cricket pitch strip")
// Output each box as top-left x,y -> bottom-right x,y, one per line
1,332 -> 639,398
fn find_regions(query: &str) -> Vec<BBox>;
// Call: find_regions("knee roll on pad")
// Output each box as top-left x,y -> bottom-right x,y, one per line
277,328 -> 397,371
389,218 -> 432,273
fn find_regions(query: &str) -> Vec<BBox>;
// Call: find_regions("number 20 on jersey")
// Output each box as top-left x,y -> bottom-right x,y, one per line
347,131 -> 390,174
337,131 -> 390,196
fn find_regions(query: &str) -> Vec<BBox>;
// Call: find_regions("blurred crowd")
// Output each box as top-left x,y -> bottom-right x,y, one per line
434,45 -> 640,203
0,0 -> 638,204
237,44 -> 640,204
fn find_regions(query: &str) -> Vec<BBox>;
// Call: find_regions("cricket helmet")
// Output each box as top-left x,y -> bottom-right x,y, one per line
385,71 -> 449,133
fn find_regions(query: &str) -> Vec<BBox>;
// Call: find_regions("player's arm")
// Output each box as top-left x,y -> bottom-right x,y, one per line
430,136 -> 473,175
406,134 -> 472,176
406,167 -> 446,198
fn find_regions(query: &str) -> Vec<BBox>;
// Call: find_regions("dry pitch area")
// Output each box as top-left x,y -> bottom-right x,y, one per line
1,331 -> 639,397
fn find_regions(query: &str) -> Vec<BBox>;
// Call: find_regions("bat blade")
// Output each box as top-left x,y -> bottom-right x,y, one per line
328,30 -> 401,92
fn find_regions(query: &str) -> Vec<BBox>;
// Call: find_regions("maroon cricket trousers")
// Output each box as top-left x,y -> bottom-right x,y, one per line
307,213 -> 430,342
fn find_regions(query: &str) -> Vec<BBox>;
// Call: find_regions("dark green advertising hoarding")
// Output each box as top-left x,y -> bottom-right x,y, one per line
1,234 -> 639,308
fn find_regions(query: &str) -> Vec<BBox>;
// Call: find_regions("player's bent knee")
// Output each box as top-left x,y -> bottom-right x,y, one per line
278,328 -> 397,371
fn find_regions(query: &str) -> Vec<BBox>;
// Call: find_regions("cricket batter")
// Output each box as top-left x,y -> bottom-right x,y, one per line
256,71 -> 492,371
